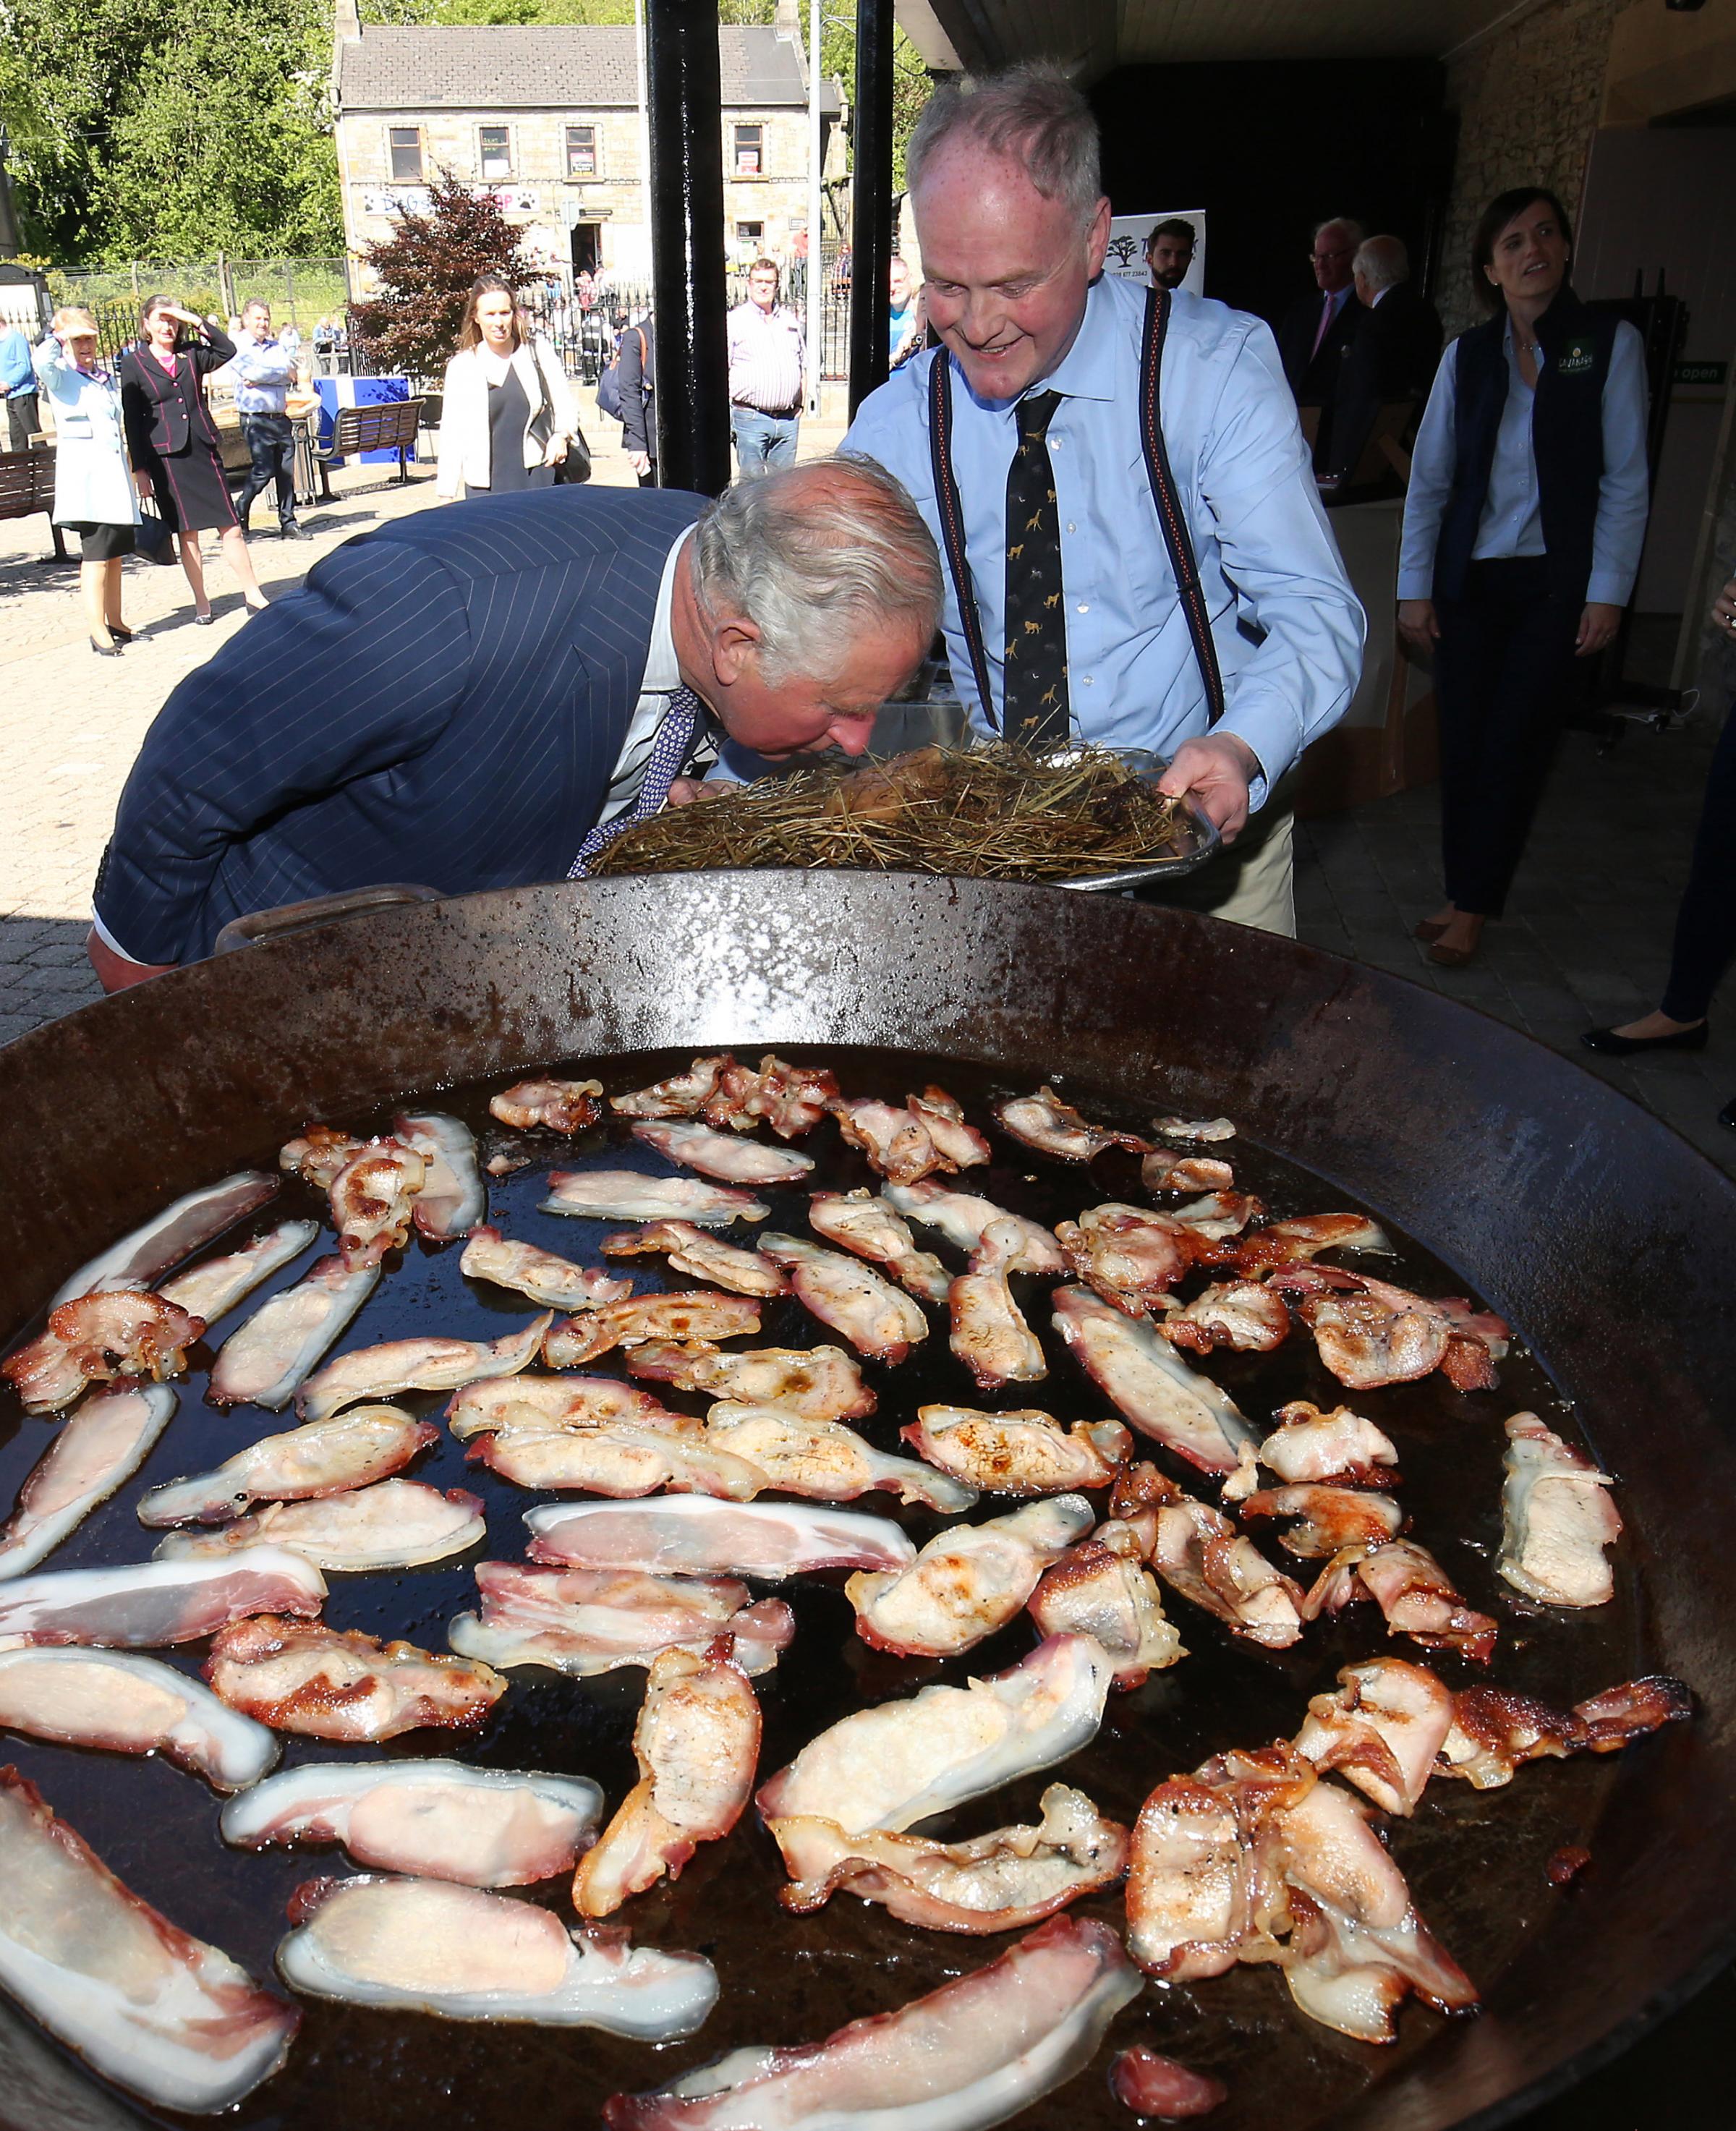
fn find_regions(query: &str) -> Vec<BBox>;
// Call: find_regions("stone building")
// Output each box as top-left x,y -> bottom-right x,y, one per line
331,0 -> 841,286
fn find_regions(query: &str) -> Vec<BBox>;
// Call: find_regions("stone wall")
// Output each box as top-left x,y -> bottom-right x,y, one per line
1437,0 -> 1625,338
339,106 -> 816,284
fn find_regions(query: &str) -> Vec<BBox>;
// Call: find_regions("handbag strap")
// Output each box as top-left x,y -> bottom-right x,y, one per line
1139,286 -> 1225,727
530,341 -> 556,441
925,289 -> 1226,735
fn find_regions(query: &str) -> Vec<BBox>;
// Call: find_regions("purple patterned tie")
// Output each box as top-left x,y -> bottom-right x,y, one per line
569,685 -> 702,877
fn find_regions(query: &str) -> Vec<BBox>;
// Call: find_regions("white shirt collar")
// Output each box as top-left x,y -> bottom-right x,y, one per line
641,525 -> 692,695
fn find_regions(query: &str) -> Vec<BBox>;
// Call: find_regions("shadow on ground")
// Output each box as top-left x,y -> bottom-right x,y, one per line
0,917 -> 103,1044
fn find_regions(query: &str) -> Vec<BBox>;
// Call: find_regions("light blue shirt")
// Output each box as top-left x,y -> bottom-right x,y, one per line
843,273 -> 1364,804
231,332 -> 296,414
1397,316 -> 1649,605
0,326 -> 34,396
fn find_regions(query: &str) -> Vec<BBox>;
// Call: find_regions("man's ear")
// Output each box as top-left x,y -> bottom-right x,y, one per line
1084,196 -> 1113,278
710,612 -> 763,686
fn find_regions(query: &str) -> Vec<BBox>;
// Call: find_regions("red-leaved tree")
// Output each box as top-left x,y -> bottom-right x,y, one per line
350,173 -> 535,380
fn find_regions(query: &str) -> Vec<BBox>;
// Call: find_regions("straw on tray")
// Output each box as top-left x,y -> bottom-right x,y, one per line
588,743 -> 1195,884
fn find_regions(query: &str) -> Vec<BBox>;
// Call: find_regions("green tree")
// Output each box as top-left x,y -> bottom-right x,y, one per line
0,0 -> 341,260
349,170 -> 534,378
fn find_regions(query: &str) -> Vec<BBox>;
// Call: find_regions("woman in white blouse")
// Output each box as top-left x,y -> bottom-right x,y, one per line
435,276 -> 581,501
33,307 -> 142,655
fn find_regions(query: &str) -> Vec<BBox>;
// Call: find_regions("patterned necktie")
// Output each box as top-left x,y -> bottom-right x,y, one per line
1002,388 -> 1069,749
569,685 -> 702,877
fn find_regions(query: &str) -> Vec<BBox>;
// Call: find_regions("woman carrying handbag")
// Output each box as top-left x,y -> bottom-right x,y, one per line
435,276 -> 586,500
33,307 -> 142,656
119,296 -> 270,625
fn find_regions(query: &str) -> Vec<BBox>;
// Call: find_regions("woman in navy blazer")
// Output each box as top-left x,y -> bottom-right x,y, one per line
120,295 -> 268,625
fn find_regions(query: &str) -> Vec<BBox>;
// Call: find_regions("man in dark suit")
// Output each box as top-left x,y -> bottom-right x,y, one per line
88,459 -> 941,986
1323,235 -> 1444,494
617,312 -> 656,485
1275,216 -> 1366,467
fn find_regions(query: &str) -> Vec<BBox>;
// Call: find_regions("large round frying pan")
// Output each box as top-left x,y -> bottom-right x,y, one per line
1,872 -> 1732,2131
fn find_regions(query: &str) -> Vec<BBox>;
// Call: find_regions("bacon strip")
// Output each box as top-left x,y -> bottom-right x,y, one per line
602,1916 -> 1140,2130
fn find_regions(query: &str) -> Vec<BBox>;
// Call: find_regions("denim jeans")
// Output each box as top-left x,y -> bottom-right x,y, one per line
731,407 -> 799,477
237,412 -> 298,527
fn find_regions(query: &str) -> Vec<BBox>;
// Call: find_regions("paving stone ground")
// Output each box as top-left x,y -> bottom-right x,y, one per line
3,394 -> 1731,1178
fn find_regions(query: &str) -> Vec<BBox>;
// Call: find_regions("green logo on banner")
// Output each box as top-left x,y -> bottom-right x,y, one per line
1557,339 -> 1594,377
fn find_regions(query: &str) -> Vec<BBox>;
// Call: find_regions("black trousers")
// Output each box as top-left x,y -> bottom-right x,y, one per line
237,412 -> 297,527
1659,701 -> 1736,1024
1433,557 -> 1583,918
4,391 -> 40,451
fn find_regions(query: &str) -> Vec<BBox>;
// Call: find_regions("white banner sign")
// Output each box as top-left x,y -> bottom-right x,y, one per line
362,187 -> 431,218
360,184 -> 540,218
1105,210 -> 1207,297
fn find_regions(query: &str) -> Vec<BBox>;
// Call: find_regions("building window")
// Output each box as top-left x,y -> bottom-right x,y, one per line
479,125 -> 512,180
565,125 -> 597,177
733,123 -> 762,176
735,221 -> 764,250
388,127 -> 422,182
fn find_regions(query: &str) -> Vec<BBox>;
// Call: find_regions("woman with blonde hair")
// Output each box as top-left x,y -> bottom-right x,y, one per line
435,275 -> 584,501
33,307 -> 141,655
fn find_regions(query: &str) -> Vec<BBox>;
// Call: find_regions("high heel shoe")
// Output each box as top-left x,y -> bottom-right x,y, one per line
90,633 -> 122,658
243,595 -> 271,614
193,610 -> 215,626
108,623 -> 135,642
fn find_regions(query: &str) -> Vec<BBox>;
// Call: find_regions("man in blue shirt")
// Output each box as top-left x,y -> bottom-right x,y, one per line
845,64 -> 1363,934
232,299 -> 306,540
0,318 -> 40,453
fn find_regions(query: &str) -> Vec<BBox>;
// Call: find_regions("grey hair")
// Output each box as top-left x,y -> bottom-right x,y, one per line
1353,235 -> 1409,293
906,61 -> 1102,229
692,454 -> 943,689
1313,216 -> 1367,249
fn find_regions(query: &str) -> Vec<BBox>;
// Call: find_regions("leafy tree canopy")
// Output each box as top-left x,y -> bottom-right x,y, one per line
0,0 -> 341,260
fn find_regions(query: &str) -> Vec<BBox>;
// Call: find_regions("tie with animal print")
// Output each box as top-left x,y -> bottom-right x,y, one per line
1002,388 -> 1069,749
569,686 -> 702,877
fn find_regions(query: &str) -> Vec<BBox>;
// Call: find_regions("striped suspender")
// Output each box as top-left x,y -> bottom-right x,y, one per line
924,285 -> 1225,733
1139,286 -> 1226,727
927,354 -> 1000,731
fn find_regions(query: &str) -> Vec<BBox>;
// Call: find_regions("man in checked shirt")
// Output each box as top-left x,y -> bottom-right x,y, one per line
728,260 -> 806,477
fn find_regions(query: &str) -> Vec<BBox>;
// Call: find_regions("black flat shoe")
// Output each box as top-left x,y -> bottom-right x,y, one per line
1580,1022 -> 1708,1057
89,634 -> 121,658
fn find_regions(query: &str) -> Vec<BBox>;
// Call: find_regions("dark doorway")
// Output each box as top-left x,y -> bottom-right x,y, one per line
569,222 -> 601,276
1090,60 -> 1455,331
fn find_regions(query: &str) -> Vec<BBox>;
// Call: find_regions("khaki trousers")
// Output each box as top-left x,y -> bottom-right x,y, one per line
1133,804 -> 1297,939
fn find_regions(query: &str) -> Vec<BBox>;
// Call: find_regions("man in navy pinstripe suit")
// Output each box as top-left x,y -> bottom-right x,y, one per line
88,461 -> 942,985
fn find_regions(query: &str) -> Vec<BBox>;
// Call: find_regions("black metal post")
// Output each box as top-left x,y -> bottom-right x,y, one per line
645,0 -> 731,495
848,0 -> 895,416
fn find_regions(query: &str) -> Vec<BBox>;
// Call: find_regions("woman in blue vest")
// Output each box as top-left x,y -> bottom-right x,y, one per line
1397,187 -> 1649,968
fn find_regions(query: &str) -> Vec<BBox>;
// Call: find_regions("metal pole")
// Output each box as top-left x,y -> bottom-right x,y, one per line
847,0 -> 893,415
645,0 -> 731,495
0,127 -> 22,259
634,0 -> 652,281
804,0 -> 823,415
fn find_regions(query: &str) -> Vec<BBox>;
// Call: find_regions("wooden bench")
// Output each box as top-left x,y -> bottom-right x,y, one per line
0,446 -> 72,561
312,399 -> 425,499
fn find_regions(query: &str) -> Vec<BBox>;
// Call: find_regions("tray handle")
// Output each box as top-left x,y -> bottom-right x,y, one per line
212,884 -> 443,955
